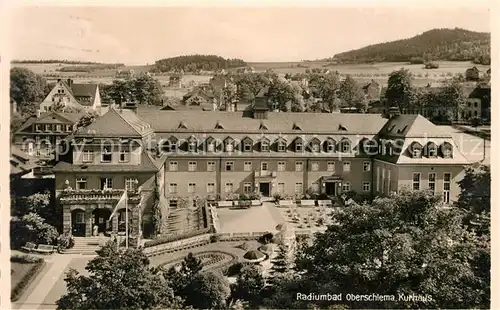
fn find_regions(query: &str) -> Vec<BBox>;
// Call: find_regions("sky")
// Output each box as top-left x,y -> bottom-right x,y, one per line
8,6 -> 491,65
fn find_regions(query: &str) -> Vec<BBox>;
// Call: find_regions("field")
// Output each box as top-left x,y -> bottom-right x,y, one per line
12,61 -> 488,88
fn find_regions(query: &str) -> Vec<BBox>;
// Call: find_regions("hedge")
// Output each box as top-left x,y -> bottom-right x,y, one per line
11,258 -> 46,302
144,228 -> 212,248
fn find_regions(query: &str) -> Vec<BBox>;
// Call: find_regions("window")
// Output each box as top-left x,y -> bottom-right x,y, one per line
443,148 -> 452,158
66,125 -> 72,132
101,147 -> 112,163
412,173 -> 421,190
363,182 -> 371,192
311,162 -> 319,171
35,124 -> 41,131
363,161 -> 371,172
278,183 -> 285,193
327,141 -> 335,152
342,182 -> 351,192
412,148 -> 422,158
119,150 -> 130,162
56,124 -> 62,132
295,161 -> 303,172
207,142 -> 215,152
260,141 -> 269,152
225,182 -> 234,193
277,161 -> 286,172
225,161 -> 234,172
169,161 -> 178,171
474,102 -> 478,108
428,173 -> 436,192
243,141 -> 253,152
261,162 -> 268,171
207,161 -> 216,172
188,161 -> 197,172
82,150 -> 94,163
207,183 -> 215,193
311,143 -> 320,153
295,183 -> 303,194
244,183 -> 252,193
125,178 -> 138,191
341,140 -> 351,152
343,161 -> 351,172
169,199 -> 178,208
100,178 -> 113,190
443,173 -> 451,203
277,141 -> 287,152
76,178 -> 87,190
188,183 -> 196,193
428,145 -> 437,157
327,162 -> 335,172
75,212 -> 85,224
244,161 -> 252,172
225,141 -> 234,152
295,141 -> 303,152
188,140 -> 197,152
169,183 -> 178,194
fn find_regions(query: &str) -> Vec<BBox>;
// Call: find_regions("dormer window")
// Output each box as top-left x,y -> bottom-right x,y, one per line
276,138 -> 287,152
224,137 -> 234,152
426,142 -> 438,158
205,137 -> 216,152
259,122 -> 268,130
295,138 -> 304,153
214,121 -> 224,130
310,138 -> 321,153
441,142 -> 453,158
292,123 -> 302,131
410,142 -> 423,158
101,145 -> 112,162
260,139 -> 270,152
187,136 -> 198,153
168,136 -> 178,152
324,139 -> 336,153
242,137 -> 253,152
340,138 -> 351,153
178,121 -> 188,129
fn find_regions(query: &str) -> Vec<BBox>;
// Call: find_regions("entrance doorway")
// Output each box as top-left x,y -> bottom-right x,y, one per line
259,182 -> 270,197
325,182 -> 336,196
92,208 -> 112,235
71,209 -> 86,237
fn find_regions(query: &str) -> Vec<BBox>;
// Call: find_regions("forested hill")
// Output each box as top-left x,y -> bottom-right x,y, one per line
154,55 -> 247,72
330,28 -> 490,64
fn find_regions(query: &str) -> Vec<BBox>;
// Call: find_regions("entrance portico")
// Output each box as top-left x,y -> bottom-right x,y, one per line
320,175 -> 343,197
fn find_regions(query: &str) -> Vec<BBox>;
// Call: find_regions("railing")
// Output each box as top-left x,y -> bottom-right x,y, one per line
59,189 -> 142,203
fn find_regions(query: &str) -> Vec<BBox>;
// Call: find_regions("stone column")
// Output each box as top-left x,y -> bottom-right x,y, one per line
62,205 -> 71,234
85,207 -> 93,237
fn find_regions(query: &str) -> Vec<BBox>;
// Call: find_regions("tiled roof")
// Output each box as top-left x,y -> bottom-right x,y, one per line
52,149 -> 160,173
137,110 -> 388,134
74,108 -> 153,138
71,84 -> 98,98
378,114 -> 450,138
10,145 -> 40,175
15,112 -> 84,134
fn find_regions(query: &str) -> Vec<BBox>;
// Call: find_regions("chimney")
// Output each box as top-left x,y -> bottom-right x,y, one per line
67,79 -> 73,88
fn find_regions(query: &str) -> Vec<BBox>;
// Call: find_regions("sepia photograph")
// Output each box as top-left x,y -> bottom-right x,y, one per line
4,2 -> 493,309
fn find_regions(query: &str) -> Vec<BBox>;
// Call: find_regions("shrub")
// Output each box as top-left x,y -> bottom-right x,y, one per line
258,232 -> 274,244
226,262 -> 244,276
210,234 -> 221,243
247,192 -> 262,200
57,233 -> 75,250
272,192 -> 285,202
11,255 -> 43,264
144,228 -> 211,248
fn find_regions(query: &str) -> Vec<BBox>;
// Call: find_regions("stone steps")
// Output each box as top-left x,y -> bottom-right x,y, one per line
62,236 -> 110,255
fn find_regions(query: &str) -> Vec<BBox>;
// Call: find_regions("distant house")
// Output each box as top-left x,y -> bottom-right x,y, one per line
182,87 -> 216,106
39,79 -> 102,114
168,75 -> 183,88
116,69 -> 135,78
465,66 -> 480,81
10,145 -> 43,179
362,79 -> 382,102
13,111 -> 85,158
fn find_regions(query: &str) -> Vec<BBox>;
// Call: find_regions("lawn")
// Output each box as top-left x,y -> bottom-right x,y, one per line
11,262 -> 37,290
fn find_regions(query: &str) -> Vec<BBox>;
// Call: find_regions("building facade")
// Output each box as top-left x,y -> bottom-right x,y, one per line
39,79 -> 102,114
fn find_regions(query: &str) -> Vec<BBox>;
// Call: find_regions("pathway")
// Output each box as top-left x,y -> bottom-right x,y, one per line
13,254 -> 74,310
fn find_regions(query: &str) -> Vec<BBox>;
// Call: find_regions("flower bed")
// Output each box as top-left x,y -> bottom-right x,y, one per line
144,228 -> 212,248
158,250 -> 237,271
11,255 -> 45,302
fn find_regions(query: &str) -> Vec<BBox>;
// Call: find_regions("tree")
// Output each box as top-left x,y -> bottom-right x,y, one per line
184,272 -> 231,309
439,77 -> 467,121
338,75 -> 365,112
51,101 -> 84,113
231,265 -> 265,308
221,82 -> 238,110
76,111 -> 99,130
10,67 -> 47,106
386,68 -> 417,113
269,244 -> 293,281
456,165 -> 490,230
267,77 -> 296,112
164,252 -> 203,297
57,242 -> 182,309
133,75 -> 163,105
11,213 -> 59,248
234,73 -> 271,102
293,190 -> 487,309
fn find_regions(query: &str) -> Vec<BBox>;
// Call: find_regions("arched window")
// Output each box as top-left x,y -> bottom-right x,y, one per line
425,142 -> 438,157
410,142 -> 423,158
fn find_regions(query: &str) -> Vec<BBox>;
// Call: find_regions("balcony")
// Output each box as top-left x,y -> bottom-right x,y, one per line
59,188 -> 142,204
254,170 -> 276,178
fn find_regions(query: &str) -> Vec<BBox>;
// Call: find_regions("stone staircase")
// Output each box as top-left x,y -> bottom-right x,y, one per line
63,236 -> 110,255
